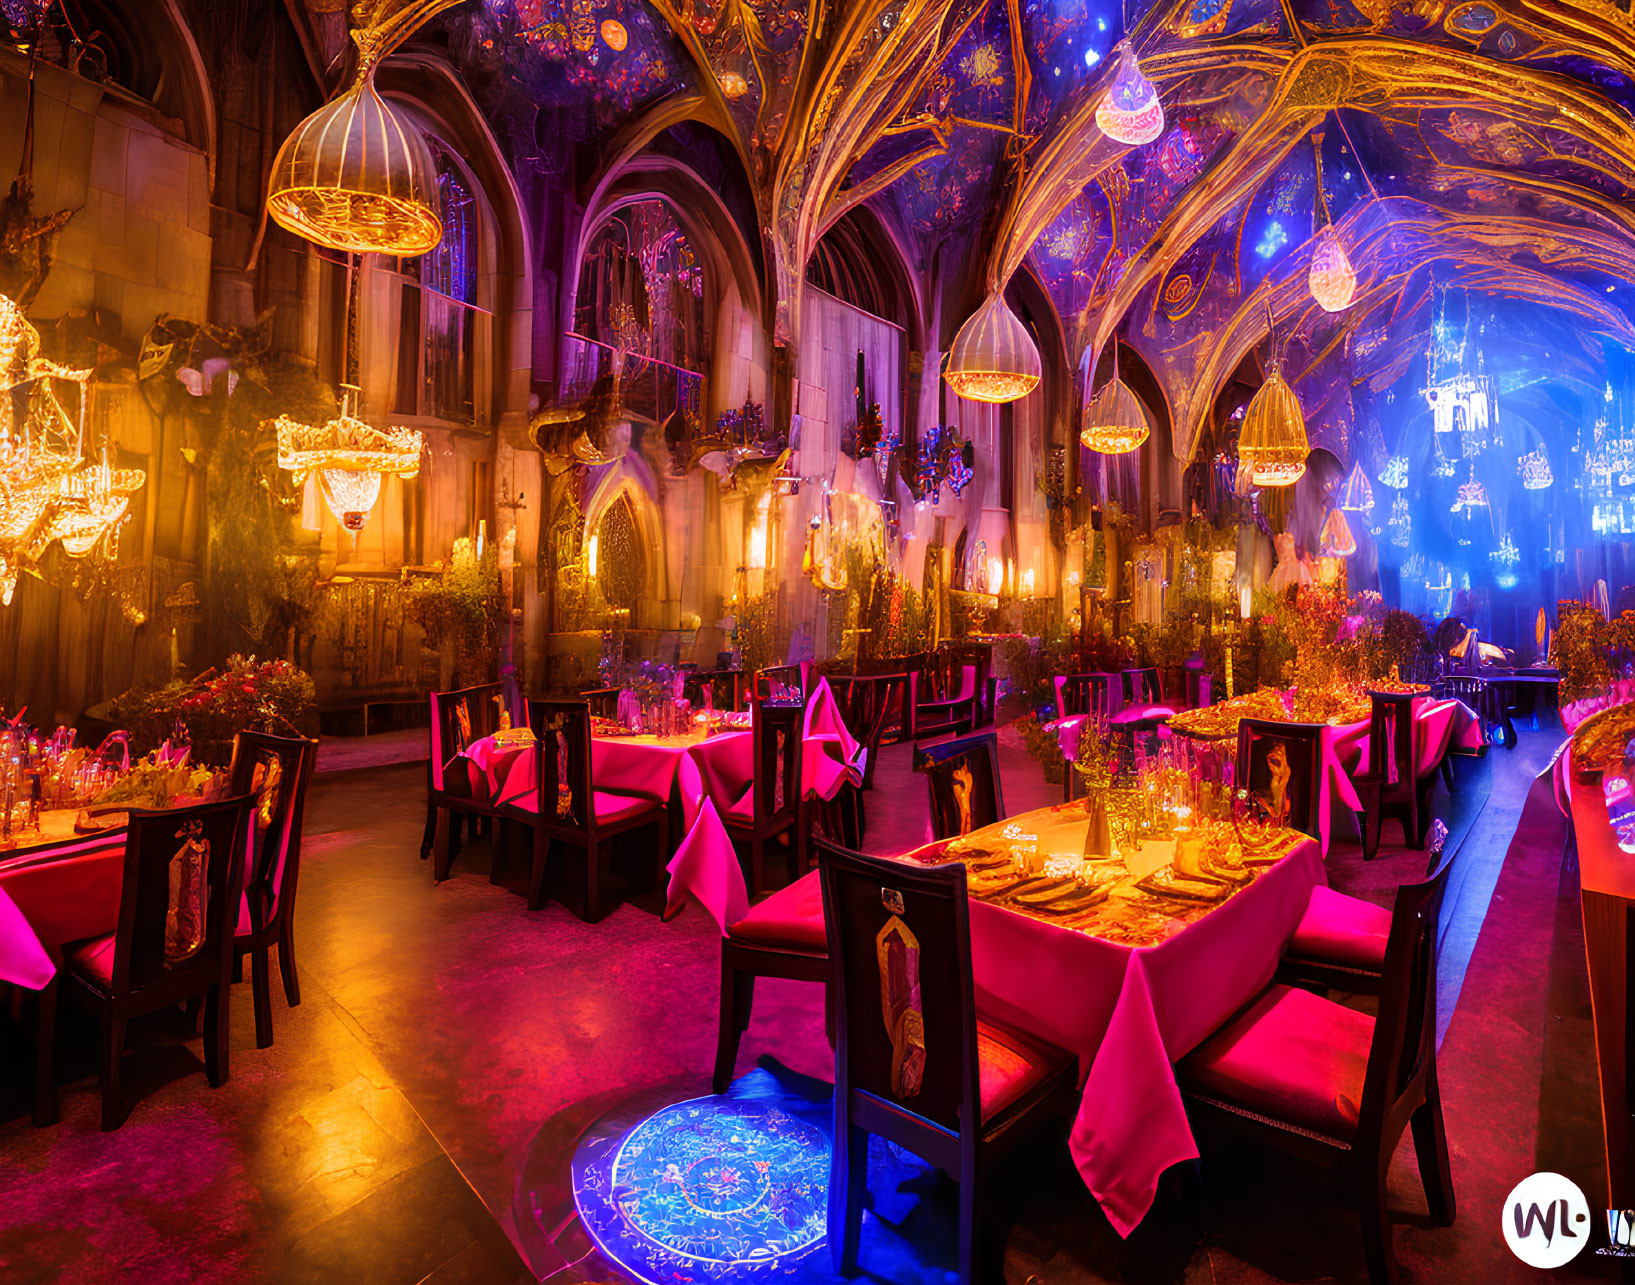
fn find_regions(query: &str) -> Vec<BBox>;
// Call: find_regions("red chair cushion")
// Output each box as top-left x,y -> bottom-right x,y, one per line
1179,983 -> 1373,1141
66,933 -> 117,990
977,1019 -> 1058,1121
1287,885 -> 1392,973
729,870 -> 825,951
506,788 -> 661,825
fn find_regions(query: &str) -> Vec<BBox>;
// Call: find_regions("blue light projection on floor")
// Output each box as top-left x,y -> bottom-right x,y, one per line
570,1064 -> 958,1284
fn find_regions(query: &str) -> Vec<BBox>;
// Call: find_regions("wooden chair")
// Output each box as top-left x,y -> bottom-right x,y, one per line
1282,822 -> 1453,997
1234,719 -> 1327,843
817,837 -> 1078,1282
422,682 -> 506,880
945,642 -> 996,727
1122,665 -> 1164,708
56,794 -> 255,1130
754,663 -> 805,702
1353,691 -> 1422,861
1178,847 -> 1457,1284
910,660 -> 979,742
501,699 -> 667,922
228,731 -> 316,1050
916,731 -> 1005,840
720,698 -> 804,893
684,668 -> 747,712
1055,672 -> 1122,721
835,673 -> 908,791
580,686 -> 621,719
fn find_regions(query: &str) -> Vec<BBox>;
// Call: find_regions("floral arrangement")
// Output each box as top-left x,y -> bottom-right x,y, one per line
1167,684 -> 1373,741
1570,698 -> 1635,777
114,655 -> 317,767
1552,602 -> 1635,703
91,750 -> 218,811
1013,712 -> 1067,785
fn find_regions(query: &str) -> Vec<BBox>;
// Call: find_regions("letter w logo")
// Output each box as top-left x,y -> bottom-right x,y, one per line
1515,1202 -> 1557,1245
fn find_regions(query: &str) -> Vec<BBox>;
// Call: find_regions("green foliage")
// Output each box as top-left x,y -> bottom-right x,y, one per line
405,537 -> 508,687
839,547 -> 928,661
1013,711 -> 1066,786
114,654 -> 317,768
999,626 -> 1076,710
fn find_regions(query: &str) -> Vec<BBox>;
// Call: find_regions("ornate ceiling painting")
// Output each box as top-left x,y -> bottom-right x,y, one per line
461,0 -> 1634,465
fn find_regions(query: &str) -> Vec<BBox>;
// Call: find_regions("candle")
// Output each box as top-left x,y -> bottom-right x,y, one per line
1239,583 -> 1252,620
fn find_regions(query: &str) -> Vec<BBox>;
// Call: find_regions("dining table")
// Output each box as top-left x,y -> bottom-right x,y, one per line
0,814 -> 129,993
1054,695 -> 1483,854
666,793 -> 1326,1237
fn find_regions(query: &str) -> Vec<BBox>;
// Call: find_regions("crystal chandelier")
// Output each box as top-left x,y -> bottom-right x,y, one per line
1308,224 -> 1357,313
275,385 -> 423,531
1238,365 -> 1308,487
1380,455 -> 1409,489
945,292 -> 1041,404
1386,494 -> 1411,547
0,295 -> 144,606
1490,532 -> 1519,567
1095,42 -> 1164,146
1080,351 -> 1150,454
265,3 -> 462,255
1518,448 -> 1552,491
1450,466 -> 1489,514
1337,461 -> 1373,511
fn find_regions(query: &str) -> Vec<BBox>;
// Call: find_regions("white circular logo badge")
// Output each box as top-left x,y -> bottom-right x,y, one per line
1502,1172 -> 1591,1269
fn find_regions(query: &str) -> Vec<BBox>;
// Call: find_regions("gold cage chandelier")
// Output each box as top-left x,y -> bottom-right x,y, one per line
265,1 -> 462,255
1080,347 -> 1150,454
1238,365 -> 1309,488
944,291 -> 1041,404
275,386 -> 423,532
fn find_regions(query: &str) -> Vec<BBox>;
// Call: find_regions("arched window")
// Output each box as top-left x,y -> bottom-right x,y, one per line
391,148 -> 483,422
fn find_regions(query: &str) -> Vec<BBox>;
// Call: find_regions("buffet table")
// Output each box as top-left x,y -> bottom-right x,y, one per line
667,796 -> 1322,1237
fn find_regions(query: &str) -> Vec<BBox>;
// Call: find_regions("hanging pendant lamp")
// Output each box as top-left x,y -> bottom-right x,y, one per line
1238,364 -> 1308,487
266,6 -> 461,255
1320,508 -> 1356,557
945,292 -> 1041,404
1308,223 -> 1357,312
1080,346 -> 1150,454
1095,41 -> 1164,145
275,386 -> 423,531
1337,460 -> 1373,511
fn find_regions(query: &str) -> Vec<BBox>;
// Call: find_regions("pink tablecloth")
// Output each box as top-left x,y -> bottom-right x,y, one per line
0,834 -> 126,990
666,799 -> 1324,1237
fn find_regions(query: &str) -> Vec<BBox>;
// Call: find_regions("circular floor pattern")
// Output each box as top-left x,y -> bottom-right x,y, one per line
572,1093 -> 830,1282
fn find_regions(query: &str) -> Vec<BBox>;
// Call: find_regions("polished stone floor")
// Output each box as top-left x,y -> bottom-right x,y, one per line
0,718 -> 1618,1283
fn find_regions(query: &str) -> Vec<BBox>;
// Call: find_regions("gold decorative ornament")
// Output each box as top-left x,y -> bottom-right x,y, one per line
600,19 -> 627,50
1080,348 -> 1150,454
274,386 -> 423,531
718,70 -> 749,99
1238,365 -> 1308,487
265,1 -> 462,255
1095,42 -> 1165,146
945,291 -> 1041,404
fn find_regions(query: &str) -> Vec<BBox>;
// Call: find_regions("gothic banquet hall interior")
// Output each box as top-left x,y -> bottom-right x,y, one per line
2,0 -> 1635,1281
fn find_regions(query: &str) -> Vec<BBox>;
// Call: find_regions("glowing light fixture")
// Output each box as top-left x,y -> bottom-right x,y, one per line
1308,224 -> 1357,312
1518,447 -> 1553,491
945,292 -> 1041,404
1238,365 -> 1308,487
1380,455 -> 1409,489
275,386 -> 422,532
1450,465 -> 1489,514
1319,508 -> 1356,557
1490,532 -> 1519,567
265,5 -> 459,255
718,70 -> 749,99
1095,41 -> 1164,145
1386,494 -> 1411,547
1080,349 -> 1150,454
1337,461 -> 1373,511
599,19 -> 627,49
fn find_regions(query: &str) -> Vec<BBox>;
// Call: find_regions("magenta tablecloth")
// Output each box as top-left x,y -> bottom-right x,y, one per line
0,834 -> 126,990
666,798 -> 1323,1237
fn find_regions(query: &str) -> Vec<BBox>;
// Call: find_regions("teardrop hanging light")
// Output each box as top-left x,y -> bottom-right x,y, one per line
1320,508 -> 1356,557
1095,41 -> 1165,145
267,5 -> 459,256
944,292 -> 1041,404
1337,460 -> 1373,511
275,386 -> 423,531
1080,348 -> 1150,454
1308,223 -> 1357,312
1238,365 -> 1309,487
